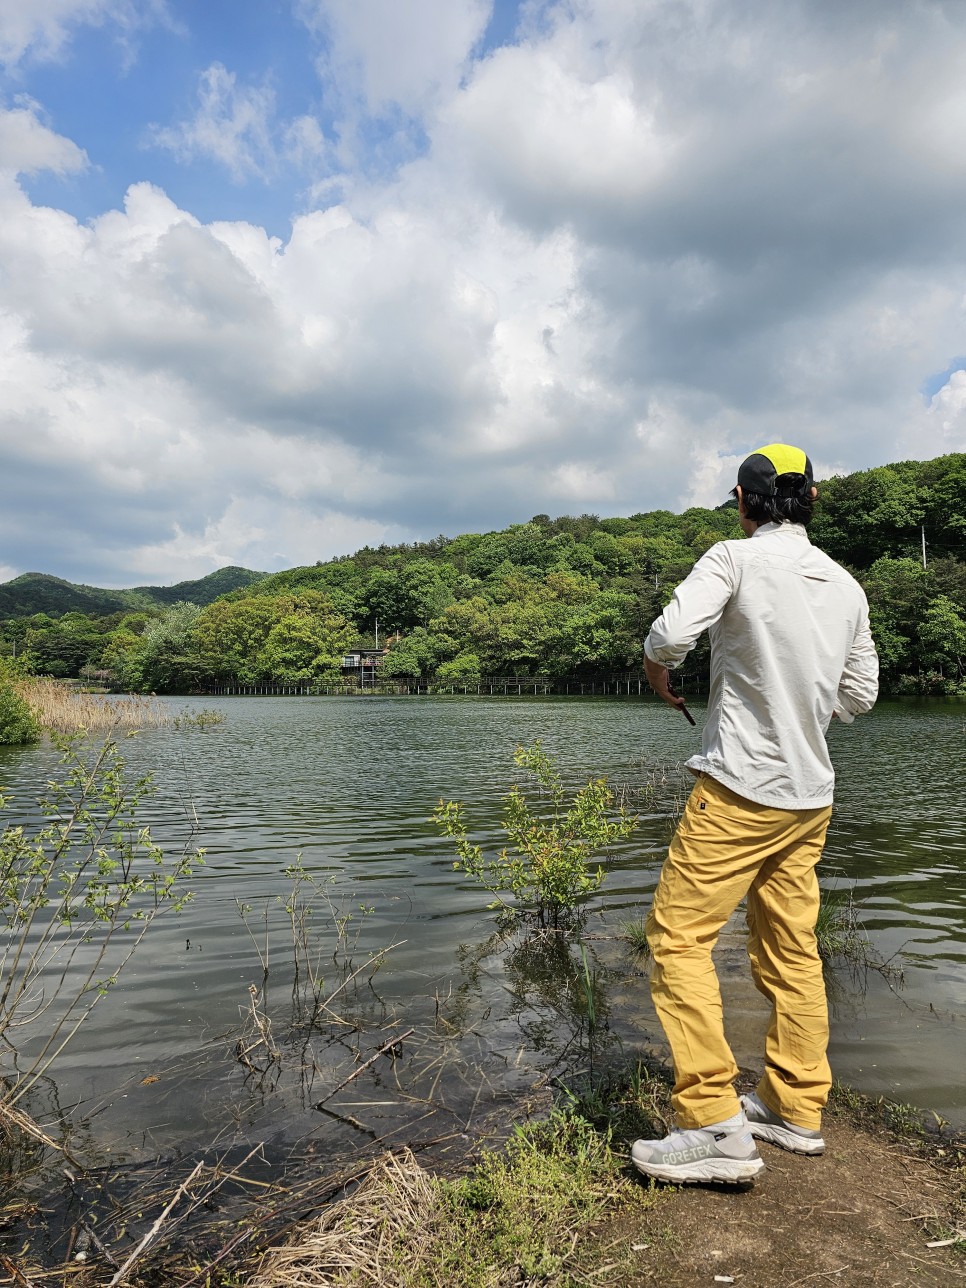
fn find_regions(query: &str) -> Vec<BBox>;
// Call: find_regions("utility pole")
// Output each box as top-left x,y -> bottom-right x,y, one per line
375,617 -> 379,648
922,523 -> 927,571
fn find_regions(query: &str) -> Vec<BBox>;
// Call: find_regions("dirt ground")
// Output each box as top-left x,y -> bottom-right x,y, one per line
591,1110 -> 966,1288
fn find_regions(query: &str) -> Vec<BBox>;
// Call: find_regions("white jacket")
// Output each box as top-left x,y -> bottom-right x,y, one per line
644,522 -> 879,809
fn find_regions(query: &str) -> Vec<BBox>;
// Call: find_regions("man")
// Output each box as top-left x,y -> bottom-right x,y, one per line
631,443 -> 878,1185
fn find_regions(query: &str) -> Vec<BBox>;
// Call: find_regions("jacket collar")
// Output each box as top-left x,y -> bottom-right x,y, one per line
751,521 -> 810,541
752,522 -> 814,538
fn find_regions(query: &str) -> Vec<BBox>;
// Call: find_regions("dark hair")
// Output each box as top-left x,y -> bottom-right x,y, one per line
731,485 -> 815,527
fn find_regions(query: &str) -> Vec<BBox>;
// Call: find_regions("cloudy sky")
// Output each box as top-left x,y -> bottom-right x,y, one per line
1,0 -> 964,587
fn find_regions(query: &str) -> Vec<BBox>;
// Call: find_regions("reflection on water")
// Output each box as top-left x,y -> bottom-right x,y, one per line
1,694 -> 964,1171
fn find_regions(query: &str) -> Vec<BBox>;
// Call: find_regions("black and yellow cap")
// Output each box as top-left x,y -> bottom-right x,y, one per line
737,443 -> 813,497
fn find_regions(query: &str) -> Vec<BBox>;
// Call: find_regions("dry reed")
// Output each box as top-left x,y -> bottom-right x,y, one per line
254,1149 -> 441,1287
16,677 -> 170,734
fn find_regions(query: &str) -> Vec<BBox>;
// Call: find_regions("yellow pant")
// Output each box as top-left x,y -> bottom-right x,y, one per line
646,774 -> 833,1131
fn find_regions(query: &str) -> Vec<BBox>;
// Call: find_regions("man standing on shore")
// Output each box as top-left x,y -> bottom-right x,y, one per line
631,443 -> 879,1184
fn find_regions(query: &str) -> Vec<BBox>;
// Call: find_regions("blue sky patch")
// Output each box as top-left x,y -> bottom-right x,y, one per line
921,358 -> 966,402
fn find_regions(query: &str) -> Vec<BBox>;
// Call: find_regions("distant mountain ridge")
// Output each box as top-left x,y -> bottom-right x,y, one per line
0,567 -> 267,618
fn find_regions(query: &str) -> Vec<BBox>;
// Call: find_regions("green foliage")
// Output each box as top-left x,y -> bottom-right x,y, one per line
138,565 -> 267,606
0,672 -> 39,745
811,463 -> 925,566
918,594 -> 966,677
4,453 -> 965,692
436,651 -> 482,682
139,600 -> 204,692
20,610 -> 115,678
99,626 -> 148,692
380,627 -> 440,680
433,742 -> 638,927
0,735 -> 201,1105
438,1111 -> 620,1282
193,591 -> 352,687
257,612 -> 351,685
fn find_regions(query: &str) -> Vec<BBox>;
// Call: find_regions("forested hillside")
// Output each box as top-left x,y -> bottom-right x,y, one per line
0,566 -> 265,618
0,568 -> 266,677
1,455 -> 963,694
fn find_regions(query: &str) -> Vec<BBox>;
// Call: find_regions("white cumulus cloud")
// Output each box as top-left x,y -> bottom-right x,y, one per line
0,100 -> 87,174
300,0 -> 491,117
2,0 -> 966,585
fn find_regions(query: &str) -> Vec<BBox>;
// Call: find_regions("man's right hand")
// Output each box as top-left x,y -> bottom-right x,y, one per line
644,655 -> 687,713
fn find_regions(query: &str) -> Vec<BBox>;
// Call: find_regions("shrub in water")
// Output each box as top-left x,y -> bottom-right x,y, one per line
433,741 -> 638,928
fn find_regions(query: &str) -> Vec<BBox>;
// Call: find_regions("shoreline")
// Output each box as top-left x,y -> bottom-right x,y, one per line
4,1065 -> 964,1286
246,1067 -> 966,1287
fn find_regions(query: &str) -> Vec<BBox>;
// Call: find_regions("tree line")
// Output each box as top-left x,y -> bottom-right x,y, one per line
1,453 -> 964,695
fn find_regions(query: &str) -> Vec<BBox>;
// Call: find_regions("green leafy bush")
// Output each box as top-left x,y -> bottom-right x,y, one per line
0,679 -> 39,745
1,735 -> 201,1110
433,742 -> 637,927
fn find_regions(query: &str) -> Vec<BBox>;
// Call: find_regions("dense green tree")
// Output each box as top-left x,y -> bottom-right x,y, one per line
381,628 -> 440,679
436,652 -> 482,682
400,559 -> 456,625
918,595 -> 966,680
927,557 -> 966,613
466,524 -> 557,578
811,465 -> 925,566
140,602 -> 204,693
361,568 -> 409,633
194,592 -> 351,687
256,613 -> 352,684
100,628 -> 148,692
918,455 -> 966,557
195,597 -> 286,684
861,558 -> 926,686
23,612 -> 117,678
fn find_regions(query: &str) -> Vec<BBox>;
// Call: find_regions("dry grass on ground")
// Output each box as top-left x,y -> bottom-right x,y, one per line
254,1150 -> 444,1287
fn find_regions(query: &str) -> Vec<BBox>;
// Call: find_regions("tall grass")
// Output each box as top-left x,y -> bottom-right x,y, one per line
15,677 -> 170,734
815,888 -> 866,963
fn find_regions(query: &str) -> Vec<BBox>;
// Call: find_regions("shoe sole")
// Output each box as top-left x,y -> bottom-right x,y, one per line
746,1123 -> 825,1156
631,1156 -> 766,1184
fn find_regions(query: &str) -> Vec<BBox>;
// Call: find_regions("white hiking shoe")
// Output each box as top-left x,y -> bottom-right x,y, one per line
740,1091 -> 825,1156
631,1112 -> 765,1184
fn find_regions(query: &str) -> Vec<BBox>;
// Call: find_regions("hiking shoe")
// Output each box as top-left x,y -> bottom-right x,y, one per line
631,1117 -> 765,1185
740,1091 -> 825,1156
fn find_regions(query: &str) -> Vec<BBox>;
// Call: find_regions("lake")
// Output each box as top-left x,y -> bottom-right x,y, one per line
2,694 -> 965,1176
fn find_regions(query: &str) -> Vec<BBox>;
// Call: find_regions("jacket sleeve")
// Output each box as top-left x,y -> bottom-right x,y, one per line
833,600 -> 879,724
643,543 -> 736,668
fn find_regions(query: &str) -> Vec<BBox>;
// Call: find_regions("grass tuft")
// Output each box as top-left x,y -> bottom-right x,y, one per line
254,1110 -> 647,1287
621,917 -> 651,960
815,888 -> 866,963
172,706 -> 226,729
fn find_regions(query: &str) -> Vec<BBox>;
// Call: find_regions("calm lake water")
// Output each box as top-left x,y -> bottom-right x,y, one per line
2,695 -> 965,1173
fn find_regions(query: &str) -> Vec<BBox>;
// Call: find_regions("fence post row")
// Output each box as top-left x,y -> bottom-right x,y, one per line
201,672 -> 697,698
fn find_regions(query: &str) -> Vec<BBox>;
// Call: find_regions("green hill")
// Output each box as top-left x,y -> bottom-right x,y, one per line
0,567 -> 266,618
129,566 -> 268,607
2,453 -> 964,694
